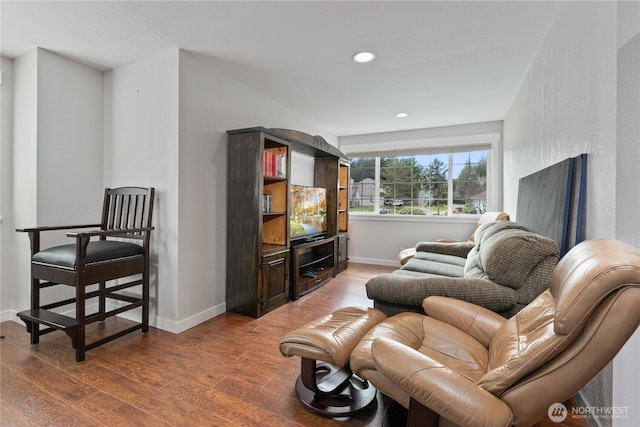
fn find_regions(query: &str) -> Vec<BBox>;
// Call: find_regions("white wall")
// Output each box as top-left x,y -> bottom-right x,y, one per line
174,50 -> 337,331
503,2 -> 617,240
340,121 -> 503,265
37,49 -> 104,226
5,49 -> 104,320
615,8 -> 640,249
9,50 -> 38,319
104,49 -> 181,329
503,2 -> 639,425
104,49 -> 339,332
0,57 -> 15,318
613,2 -> 640,424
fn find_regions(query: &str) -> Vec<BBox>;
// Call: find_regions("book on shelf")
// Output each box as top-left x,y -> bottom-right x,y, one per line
263,151 -> 286,178
276,153 -> 286,178
262,190 -> 272,213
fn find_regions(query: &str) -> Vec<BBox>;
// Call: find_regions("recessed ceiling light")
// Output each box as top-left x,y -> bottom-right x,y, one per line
395,112 -> 409,118
353,51 -> 376,63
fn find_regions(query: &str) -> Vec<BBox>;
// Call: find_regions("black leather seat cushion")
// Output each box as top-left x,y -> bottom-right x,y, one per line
32,241 -> 144,268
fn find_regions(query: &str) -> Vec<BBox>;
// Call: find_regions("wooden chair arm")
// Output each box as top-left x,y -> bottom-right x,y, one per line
17,224 -> 102,255
16,224 -> 102,233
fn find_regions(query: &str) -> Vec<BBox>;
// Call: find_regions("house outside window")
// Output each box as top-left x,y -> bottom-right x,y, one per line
349,149 -> 489,216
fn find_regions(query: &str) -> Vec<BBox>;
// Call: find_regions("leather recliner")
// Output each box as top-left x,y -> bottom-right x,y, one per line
350,239 -> 640,426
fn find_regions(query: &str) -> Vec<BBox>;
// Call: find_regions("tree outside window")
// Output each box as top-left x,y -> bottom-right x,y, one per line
348,149 -> 488,216
423,157 -> 448,215
453,152 -> 487,214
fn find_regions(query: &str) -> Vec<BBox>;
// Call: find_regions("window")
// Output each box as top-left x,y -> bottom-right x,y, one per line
349,149 -> 489,216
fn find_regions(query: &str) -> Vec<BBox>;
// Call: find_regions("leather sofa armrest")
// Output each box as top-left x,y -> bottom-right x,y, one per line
415,241 -> 475,258
366,274 -> 516,314
372,338 -> 514,426
422,296 -> 506,348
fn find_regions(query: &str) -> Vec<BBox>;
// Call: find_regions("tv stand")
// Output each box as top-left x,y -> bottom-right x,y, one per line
292,236 -> 335,299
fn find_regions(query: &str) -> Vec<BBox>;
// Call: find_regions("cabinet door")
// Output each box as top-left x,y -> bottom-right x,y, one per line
336,233 -> 349,272
259,251 -> 290,315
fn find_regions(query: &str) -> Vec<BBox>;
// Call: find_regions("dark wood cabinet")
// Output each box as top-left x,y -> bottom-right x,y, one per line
336,232 -> 349,273
314,158 -> 350,273
226,128 -> 291,318
226,127 -> 349,317
260,249 -> 290,314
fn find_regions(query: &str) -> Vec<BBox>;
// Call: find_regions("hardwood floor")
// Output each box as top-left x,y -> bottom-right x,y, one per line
1,263 -> 585,426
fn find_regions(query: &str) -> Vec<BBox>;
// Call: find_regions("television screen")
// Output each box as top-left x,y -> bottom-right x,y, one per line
290,185 -> 327,239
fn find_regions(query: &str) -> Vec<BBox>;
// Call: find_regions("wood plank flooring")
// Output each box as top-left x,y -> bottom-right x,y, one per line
1,263 -> 585,426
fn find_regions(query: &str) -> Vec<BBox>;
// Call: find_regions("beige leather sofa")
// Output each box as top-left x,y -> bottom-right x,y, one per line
367,221 -> 560,318
351,239 -> 640,426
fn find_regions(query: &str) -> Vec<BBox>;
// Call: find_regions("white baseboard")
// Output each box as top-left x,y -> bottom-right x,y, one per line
153,302 -> 227,334
1,302 -> 227,335
1,309 -> 21,324
349,257 -> 400,268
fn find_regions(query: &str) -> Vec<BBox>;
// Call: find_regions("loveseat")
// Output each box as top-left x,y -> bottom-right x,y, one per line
366,221 -> 560,318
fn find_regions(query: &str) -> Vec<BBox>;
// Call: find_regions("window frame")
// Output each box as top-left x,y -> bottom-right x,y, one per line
342,132 -> 502,219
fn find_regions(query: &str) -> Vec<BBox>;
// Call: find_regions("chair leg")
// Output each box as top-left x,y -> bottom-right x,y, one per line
75,283 -> 86,363
75,337 -> 85,362
98,281 -> 106,315
29,278 -> 40,345
407,397 -> 438,427
142,269 -> 149,333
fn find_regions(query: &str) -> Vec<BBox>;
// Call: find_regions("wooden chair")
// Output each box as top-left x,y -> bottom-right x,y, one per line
16,187 -> 155,362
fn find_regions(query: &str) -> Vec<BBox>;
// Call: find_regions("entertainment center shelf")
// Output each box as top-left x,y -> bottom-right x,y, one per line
226,127 -> 350,318
292,236 -> 335,299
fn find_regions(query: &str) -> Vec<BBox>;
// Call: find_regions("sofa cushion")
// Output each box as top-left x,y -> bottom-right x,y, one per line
482,230 -> 558,290
32,240 -> 144,268
401,251 -> 465,277
465,221 -> 559,290
479,290 -> 564,395
392,270 -> 449,279
463,249 -> 489,281
366,274 -> 516,313
413,250 -> 467,267
415,241 -> 475,259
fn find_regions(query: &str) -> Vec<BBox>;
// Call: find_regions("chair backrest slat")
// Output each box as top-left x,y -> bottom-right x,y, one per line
132,194 -> 140,230
101,187 -> 154,242
121,194 -> 131,229
107,194 -> 117,229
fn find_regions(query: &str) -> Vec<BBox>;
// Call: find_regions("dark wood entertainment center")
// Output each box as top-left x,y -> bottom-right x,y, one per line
226,127 -> 350,317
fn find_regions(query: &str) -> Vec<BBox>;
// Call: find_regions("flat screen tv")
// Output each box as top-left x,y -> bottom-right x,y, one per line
290,185 -> 327,239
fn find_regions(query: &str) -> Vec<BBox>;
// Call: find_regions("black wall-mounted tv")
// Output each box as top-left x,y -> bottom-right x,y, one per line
290,184 -> 327,240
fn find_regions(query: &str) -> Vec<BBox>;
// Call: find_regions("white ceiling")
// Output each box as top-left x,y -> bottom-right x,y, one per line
1,1 -> 560,136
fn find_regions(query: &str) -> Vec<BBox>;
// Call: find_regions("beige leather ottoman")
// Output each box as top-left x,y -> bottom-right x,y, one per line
280,306 -> 387,417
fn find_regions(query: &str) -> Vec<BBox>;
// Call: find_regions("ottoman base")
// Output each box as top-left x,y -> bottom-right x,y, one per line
295,359 -> 377,417
280,307 -> 387,418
